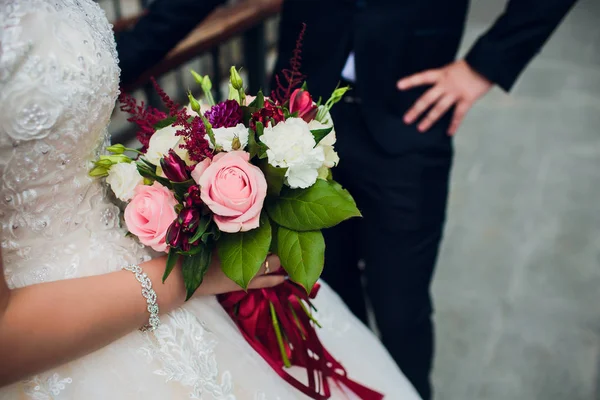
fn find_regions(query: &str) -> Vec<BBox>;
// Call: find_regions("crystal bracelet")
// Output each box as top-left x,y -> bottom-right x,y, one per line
123,264 -> 160,332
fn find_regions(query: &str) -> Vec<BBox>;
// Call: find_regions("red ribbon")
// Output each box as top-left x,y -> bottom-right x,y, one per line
218,279 -> 384,400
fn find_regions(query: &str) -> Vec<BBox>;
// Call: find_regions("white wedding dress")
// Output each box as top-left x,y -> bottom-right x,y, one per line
0,1 -> 420,399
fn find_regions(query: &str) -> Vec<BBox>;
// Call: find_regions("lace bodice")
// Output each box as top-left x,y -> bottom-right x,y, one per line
0,0 -> 150,287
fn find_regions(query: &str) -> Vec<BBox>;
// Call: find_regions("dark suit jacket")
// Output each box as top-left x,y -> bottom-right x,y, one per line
273,0 -> 577,155
116,0 -> 226,88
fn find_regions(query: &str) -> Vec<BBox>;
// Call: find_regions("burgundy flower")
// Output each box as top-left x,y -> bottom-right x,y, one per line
250,101 -> 285,131
160,150 -> 190,182
173,107 -> 213,163
181,235 -> 194,252
184,185 -> 203,208
179,208 -> 200,232
289,88 -> 318,122
118,92 -> 167,151
204,100 -> 243,129
166,207 -> 202,251
166,220 -> 183,249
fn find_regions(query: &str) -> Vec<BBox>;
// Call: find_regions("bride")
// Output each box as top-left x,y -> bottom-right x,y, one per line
0,1 -> 421,399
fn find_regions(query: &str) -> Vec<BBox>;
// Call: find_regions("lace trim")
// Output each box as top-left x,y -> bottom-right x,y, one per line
23,373 -> 73,400
138,309 -> 237,400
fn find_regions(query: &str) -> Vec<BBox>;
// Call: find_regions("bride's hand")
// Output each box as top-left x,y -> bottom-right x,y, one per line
192,253 -> 285,297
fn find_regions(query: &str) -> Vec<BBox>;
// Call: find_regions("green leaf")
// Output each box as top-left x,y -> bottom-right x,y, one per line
269,221 -> 279,253
247,128 -> 259,159
241,106 -> 259,126
153,116 -> 176,130
248,122 -> 268,159
259,159 -> 287,197
189,216 -> 212,244
276,227 -> 325,292
248,90 -> 265,109
162,249 -> 180,283
330,179 -> 357,205
172,179 -> 194,201
255,121 -> 264,137
213,226 -> 222,241
267,179 -> 361,231
136,159 -> 171,187
180,245 -> 211,256
200,222 -> 220,245
181,246 -> 212,300
217,213 -> 272,290
201,231 -> 214,244
311,127 -> 333,145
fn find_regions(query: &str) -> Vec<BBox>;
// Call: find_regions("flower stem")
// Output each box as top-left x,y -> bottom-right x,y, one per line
198,113 -> 217,150
205,90 -> 216,107
270,302 -> 291,368
289,304 -> 306,340
238,89 -> 246,106
297,296 -> 322,329
125,147 -> 144,155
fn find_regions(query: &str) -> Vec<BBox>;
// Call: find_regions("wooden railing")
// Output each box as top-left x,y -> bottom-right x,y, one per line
115,0 -> 282,94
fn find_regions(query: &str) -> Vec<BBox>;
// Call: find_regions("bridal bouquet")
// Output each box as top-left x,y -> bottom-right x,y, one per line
92,27 -> 381,399
92,68 -> 356,298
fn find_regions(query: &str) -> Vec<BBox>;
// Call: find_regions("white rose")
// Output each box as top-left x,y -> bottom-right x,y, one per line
261,118 -> 325,189
308,119 -> 339,170
106,162 -> 144,202
205,123 -> 249,152
144,125 -> 192,166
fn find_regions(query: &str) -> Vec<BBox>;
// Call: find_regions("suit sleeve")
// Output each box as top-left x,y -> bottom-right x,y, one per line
464,0 -> 578,92
115,0 -> 226,88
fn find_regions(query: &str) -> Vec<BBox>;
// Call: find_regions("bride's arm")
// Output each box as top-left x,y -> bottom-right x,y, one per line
0,250 -> 282,386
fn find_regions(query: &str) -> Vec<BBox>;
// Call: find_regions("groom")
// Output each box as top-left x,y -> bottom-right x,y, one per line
273,0 -> 576,398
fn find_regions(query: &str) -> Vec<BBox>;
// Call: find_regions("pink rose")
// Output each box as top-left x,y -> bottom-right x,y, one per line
191,157 -> 212,184
198,151 -> 267,233
124,182 -> 178,252
289,88 -> 318,122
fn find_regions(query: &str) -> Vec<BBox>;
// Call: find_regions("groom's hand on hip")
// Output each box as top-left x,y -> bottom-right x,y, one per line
397,60 -> 492,135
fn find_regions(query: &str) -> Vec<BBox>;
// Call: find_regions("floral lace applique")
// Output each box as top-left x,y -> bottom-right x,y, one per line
23,373 -> 73,400
0,0 -> 125,287
138,309 -> 236,400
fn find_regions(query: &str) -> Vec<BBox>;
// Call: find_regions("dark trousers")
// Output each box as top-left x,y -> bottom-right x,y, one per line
322,101 -> 453,400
